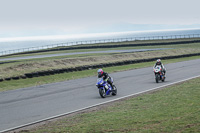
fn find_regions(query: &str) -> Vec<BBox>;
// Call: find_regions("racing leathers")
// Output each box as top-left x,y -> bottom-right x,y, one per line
154,62 -> 166,76
98,72 -> 114,90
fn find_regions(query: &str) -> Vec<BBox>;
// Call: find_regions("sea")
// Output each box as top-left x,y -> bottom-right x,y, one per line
0,28 -> 200,54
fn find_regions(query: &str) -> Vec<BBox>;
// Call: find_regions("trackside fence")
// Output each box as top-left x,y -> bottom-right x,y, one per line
0,34 -> 200,56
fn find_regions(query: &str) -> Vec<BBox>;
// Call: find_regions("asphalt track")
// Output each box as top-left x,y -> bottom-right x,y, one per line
0,59 -> 200,132
0,48 -> 170,61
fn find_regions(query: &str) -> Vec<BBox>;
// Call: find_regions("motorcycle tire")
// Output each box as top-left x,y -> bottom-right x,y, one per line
112,85 -> 117,96
99,88 -> 106,98
155,74 -> 159,83
162,77 -> 165,82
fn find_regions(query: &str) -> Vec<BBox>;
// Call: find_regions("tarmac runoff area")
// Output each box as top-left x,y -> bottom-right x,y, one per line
0,48 -> 172,61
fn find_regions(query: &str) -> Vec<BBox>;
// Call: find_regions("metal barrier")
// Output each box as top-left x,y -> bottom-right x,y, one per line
0,34 -> 200,56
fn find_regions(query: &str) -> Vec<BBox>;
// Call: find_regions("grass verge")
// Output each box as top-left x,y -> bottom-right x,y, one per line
1,42 -> 200,78
0,55 -> 200,92
20,77 -> 200,133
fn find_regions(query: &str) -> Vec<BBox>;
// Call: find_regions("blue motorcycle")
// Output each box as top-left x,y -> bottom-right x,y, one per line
96,78 -> 117,98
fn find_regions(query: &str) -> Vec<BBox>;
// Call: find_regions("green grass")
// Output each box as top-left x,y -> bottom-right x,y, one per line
1,42 -> 200,78
0,55 -> 200,92
22,77 -> 200,133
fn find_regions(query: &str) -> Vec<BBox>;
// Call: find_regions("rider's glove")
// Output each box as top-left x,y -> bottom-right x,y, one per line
105,77 -> 109,81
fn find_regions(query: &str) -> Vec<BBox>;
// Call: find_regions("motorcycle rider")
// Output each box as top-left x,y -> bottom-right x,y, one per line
154,59 -> 166,76
97,69 -> 115,90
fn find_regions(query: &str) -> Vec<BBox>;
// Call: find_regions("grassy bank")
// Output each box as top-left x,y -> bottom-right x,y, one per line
20,77 -> 200,133
1,38 -> 200,59
1,43 -> 200,78
0,55 -> 200,92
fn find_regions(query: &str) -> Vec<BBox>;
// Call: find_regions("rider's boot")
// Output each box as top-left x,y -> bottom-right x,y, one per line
110,83 -> 115,91
163,72 -> 166,78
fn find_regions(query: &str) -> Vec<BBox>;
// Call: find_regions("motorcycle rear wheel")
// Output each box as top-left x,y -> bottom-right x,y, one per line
112,85 -> 117,96
162,77 -> 165,82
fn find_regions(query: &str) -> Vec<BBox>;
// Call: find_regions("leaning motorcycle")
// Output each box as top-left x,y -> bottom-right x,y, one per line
153,66 -> 165,83
96,78 -> 117,98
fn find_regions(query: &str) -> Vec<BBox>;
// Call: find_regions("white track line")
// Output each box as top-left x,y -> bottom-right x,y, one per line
1,75 -> 200,133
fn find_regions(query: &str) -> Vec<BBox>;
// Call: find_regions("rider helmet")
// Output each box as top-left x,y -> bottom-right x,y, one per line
157,59 -> 161,63
97,69 -> 103,77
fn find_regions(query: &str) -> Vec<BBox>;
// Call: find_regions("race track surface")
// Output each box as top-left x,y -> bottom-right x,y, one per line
0,59 -> 200,132
0,48 -> 170,61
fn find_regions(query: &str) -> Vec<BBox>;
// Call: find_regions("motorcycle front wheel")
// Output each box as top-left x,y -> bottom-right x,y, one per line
155,74 -> 159,83
99,88 -> 106,98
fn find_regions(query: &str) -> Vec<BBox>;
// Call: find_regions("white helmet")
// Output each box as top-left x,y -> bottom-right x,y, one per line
157,59 -> 161,63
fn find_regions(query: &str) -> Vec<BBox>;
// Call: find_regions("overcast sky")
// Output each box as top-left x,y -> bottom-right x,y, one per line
0,0 -> 200,38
